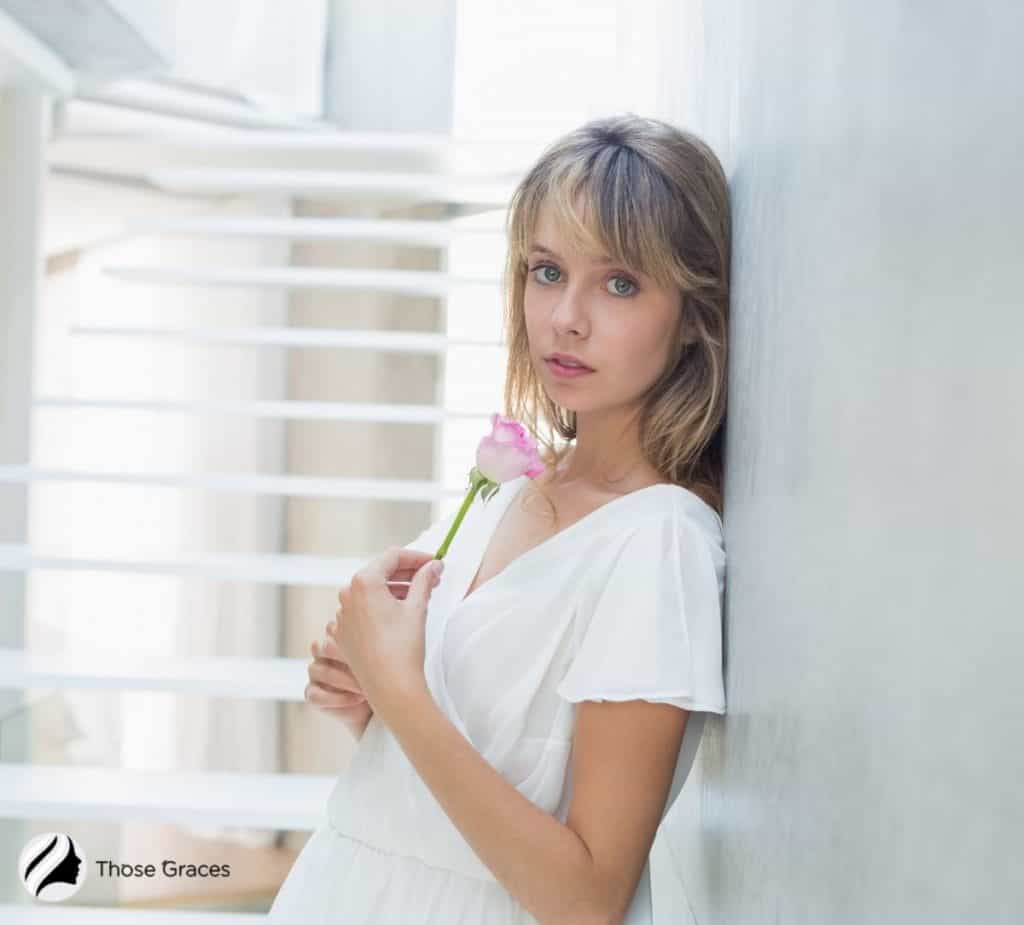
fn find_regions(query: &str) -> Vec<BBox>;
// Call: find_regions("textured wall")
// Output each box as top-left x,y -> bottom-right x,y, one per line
655,2 -> 1023,922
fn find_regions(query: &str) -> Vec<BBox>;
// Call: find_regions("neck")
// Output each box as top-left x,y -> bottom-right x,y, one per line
551,407 -> 659,491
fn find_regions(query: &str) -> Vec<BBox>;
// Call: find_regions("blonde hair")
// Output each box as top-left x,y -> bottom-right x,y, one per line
501,113 -> 731,517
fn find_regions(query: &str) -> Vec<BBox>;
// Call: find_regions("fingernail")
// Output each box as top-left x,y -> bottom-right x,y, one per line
431,560 -> 444,577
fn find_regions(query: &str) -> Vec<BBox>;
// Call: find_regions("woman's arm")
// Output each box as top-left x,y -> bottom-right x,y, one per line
375,681 -> 612,925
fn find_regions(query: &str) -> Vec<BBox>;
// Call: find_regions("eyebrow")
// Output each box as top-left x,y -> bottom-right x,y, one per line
528,243 -> 617,265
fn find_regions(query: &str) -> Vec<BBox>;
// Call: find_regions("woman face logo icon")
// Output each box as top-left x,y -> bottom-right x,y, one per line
18,832 -> 88,902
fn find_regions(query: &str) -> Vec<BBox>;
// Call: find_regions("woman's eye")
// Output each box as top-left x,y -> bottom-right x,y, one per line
607,275 -> 638,297
529,263 -> 562,285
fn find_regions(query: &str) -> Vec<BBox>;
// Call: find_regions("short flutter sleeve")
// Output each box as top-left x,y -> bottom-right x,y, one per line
555,509 -> 726,714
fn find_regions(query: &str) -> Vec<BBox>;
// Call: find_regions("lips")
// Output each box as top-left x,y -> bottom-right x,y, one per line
545,352 -> 593,370
544,357 -> 594,379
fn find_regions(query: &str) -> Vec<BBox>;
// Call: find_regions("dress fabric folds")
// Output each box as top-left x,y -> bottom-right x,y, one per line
268,473 -> 726,924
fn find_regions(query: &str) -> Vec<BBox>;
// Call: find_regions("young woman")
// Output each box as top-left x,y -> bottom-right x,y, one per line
270,112 -> 731,924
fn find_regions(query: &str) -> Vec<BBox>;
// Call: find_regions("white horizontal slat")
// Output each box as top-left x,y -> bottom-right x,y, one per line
51,106 -> 538,178
68,323 -> 502,353
0,763 -> 331,829
0,466 -> 464,502
74,78 -> 336,132
52,100 -> 310,149
34,397 -> 482,423
102,124 -> 456,151
0,904 -> 264,925
144,167 -> 517,205
120,214 -> 505,243
0,544 -> 363,587
0,648 -> 305,700
100,264 -> 499,297
56,121 -> 526,152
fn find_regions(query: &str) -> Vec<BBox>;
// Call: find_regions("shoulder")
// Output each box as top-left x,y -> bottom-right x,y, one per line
556,485 -> 728,713
569,493 -> 726,656
592,487 -> 725,588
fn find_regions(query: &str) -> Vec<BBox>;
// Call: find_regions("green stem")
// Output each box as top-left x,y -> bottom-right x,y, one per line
434,471 -> 489,560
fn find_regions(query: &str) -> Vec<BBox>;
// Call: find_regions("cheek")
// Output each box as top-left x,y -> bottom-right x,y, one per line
523,297 -> 546,340
607,322 -> 674,384
612,318 -> 665,361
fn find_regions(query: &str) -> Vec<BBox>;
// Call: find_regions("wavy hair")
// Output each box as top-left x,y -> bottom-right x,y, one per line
501,113 -> 731,517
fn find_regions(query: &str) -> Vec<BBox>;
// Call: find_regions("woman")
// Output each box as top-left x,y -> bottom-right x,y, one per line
270,112 -> 731,924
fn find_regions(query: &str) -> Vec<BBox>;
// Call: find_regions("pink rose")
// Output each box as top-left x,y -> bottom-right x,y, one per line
433,414 -> 546,561
476,413 -> 546,484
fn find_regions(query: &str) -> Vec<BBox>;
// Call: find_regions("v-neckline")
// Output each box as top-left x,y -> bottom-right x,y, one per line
456,475 -> 715,608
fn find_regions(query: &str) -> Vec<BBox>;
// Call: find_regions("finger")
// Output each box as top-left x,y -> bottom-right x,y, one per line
311,644 -> 347,672
390,550 -> 438,575
303,667 -> 364,696
314,635 -> 347,662
326,619 -> 349,650
404,558 -> 443,613
359,547 -> 439,586
305,682 -> 366,708
305,678 -> 365,703
309,660 -> 364,695
386,579 -> 411,600
316,704 -> 369,718
318,686 -> 366,707
385,565 -> 433,582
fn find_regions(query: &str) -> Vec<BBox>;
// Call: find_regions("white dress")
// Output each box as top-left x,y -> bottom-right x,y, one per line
268,473 -> 726,924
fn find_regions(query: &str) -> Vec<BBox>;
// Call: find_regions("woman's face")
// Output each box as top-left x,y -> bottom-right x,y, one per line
523,198 -> 682,416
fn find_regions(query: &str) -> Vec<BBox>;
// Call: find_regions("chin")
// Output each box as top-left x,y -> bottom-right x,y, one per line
545,392 -> 591,414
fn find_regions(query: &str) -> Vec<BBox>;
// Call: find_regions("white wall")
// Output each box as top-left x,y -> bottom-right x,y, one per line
325,0 -> 456,132
654,1 -> 1023,921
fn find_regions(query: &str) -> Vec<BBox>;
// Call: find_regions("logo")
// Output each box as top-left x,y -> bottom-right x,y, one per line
18,832 -> 88,902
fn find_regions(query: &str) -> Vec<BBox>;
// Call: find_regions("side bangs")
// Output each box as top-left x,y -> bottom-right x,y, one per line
513,150 -> 685,294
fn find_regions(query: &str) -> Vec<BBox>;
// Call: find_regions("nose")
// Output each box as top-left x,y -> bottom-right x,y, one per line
550,282 -> 590,338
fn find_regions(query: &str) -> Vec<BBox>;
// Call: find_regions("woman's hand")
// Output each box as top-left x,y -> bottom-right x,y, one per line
304,627 -> 373,730
323,567 -> 423,672
334,548 -> 444,716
